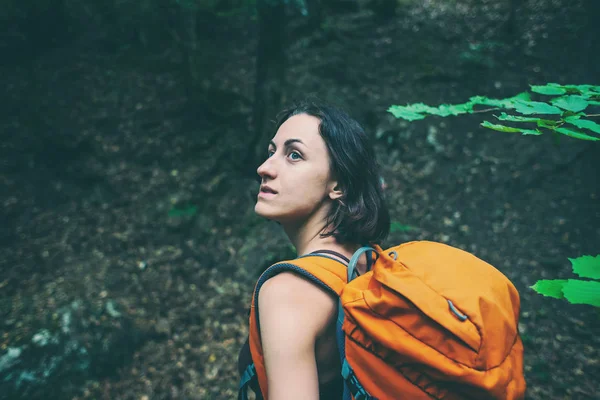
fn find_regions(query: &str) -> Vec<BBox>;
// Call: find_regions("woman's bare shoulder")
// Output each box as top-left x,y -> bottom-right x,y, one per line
258,273 -> 335,397
258,272 -> 337,333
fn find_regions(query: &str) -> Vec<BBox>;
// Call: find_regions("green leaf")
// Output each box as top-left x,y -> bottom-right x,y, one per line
468,92 -> 530,110
554,126 -> 600,141
537,119 -> 559,129
564,116 -> 600,134
168,205 -> 198,217
434,103 -> 471,116
405,103 -> 438,114
531,84 -> 566,95
569,255 -> 600,279
390,222 -> 416,232
551,96 -> 589,113
469,96 -> 505,108
388,106 -> 426,121
506,91 -> 533,104
481,121 -> 542,135
481,121 -> 520,132
530,279 -> 568,299
562,84 -> 600,94
388,101 -> 474,120
540,84 -> 600,97
495,112 -> 539,122
562,279 -> 600,307
513,99 -> 562,115
495,113 -> 558,126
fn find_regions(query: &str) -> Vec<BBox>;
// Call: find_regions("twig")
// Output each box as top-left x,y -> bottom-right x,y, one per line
472,107 -> 500,113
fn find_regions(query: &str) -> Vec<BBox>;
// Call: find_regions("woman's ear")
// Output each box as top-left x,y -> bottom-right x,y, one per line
329,182 -> 343,200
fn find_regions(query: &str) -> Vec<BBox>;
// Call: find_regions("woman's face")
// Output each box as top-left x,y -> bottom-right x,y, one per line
255,113 -> 338,224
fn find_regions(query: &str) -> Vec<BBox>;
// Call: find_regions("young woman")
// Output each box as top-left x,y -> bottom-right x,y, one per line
238,100 -> 390,399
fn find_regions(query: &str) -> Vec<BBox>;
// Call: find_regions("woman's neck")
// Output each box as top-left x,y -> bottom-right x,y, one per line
283,214 -> 358,259
284,219 -> 368,275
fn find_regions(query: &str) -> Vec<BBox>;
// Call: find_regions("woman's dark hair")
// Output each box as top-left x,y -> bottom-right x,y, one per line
274,100 -> 390,245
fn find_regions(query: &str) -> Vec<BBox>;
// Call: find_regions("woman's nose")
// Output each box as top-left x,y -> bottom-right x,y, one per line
257,157 -> 276,179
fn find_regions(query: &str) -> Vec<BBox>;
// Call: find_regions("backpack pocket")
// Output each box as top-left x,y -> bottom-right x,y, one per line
343,265 -> 482,367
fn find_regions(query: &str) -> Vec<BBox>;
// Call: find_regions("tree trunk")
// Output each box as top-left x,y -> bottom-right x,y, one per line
584,0 -> 599,79
182,6 -> 200,96
306,0 -> 322,31
247,0 -> 287,171
506,0 -> 523,45
179,6 -> 211,111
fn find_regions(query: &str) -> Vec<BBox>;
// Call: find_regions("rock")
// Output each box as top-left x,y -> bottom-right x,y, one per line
0,329 -> 90,400
0,299 -> 149,400
137,260 -> 148,271
154,318 -> 171,337
31,330 -> 58,347
426,125 -> 445,154
0,347 -> 22,372
105,300 -> 122,318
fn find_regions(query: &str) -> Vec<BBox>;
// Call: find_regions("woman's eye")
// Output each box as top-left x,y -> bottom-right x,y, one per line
289,151 -> 302,160
267,150 -> 274,158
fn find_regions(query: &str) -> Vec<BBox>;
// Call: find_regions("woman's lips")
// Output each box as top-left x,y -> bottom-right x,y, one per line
258,190 -> 277,198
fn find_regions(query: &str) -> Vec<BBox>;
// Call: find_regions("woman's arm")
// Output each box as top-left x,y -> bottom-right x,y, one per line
258,271 -> 337,400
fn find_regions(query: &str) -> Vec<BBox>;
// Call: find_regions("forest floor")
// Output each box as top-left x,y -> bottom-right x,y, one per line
1,1 -> 599,399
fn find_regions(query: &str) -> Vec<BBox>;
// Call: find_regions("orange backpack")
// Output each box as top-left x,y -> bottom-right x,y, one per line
239,241 -> 526,400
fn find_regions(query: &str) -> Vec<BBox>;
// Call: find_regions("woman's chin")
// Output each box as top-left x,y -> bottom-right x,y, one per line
256,205 -> 292,226
254,203 -> 276,219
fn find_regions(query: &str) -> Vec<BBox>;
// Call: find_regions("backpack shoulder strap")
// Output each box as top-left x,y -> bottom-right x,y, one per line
251,255 -> 348,338
254,255 -> 348,301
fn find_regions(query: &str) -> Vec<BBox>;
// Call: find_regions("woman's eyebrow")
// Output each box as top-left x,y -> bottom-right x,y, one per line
268,138 -> 306,149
